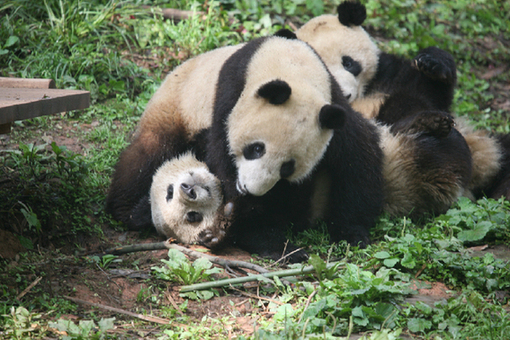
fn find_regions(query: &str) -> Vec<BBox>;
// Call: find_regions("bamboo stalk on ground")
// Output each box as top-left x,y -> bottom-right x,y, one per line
180,262 -> 343,292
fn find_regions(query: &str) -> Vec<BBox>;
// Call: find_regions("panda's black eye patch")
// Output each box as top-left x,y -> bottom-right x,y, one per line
342,56 -> 362,77
166,184 -> 174,201
243,142 -> 265,160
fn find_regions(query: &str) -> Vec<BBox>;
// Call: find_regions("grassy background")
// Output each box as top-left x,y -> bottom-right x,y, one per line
1,0 -> 510,339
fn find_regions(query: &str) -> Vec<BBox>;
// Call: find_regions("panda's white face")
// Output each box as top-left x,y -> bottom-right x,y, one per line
150,152 -> 223,243
227,38 -> 342,196
297,14 -> 379,103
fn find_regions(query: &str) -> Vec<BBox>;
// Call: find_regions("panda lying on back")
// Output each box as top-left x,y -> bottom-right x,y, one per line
293,0 -> 510,201
149,151 -> 229,247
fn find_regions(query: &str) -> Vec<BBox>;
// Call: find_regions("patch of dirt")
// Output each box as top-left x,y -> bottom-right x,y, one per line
407,281 -> 456,308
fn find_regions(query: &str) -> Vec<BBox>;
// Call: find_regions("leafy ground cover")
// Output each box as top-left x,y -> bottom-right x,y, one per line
1,0 -> 509,339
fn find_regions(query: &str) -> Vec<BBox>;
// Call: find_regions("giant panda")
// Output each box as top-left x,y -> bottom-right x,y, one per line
293,0 -> 508,201
107,21 -> 472,259
149,151 -> 228,247
203,36 -> 384,261
105,44 -> 243,229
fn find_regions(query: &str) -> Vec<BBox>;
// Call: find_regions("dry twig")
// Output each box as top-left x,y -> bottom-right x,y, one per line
63,296 -> 172,325
16,276 -> 42,300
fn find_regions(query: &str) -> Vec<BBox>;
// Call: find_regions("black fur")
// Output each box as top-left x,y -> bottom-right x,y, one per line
206,37 -> 384,261
257,80 -> 292,105
319,104 -> 347,129
337,0 -> 367,27
274,28 -> 297,40
392,110 -> 473,214
367,47 -> 457,125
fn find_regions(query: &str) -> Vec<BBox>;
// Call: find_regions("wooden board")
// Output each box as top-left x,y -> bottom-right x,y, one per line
0,87 -> 90,125
0,77 -> 56,89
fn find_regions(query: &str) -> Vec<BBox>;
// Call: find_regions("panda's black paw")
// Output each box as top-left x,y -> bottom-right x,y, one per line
198,228 -> 226,248
414,111 -> 454,138
413,47 -> 456,84
392,111 -> 454,138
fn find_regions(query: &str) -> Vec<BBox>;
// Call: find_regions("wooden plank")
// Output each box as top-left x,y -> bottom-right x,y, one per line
0,77 -> 56,89
0,88 -> 90,125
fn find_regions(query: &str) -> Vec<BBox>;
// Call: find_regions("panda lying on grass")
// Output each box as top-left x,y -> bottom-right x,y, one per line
294,0 -> 510,202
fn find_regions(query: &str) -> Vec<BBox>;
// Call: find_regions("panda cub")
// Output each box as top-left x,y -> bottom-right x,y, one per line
150,151 -> 230,247
105,44 -> 243,230
204,35 -> 384,261
294,0 -> 510,201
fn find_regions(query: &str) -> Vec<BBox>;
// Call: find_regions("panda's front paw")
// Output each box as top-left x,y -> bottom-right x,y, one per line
198,228 -> 225,248
413,47 -> 456,84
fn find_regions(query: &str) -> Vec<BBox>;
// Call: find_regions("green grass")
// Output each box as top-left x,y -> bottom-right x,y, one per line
1,0 -> 510,339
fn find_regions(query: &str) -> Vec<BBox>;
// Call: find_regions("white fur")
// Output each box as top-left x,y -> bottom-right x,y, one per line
455,118 -> 502,192
150,152 -> 223,243
134,44 -> 243,149
296,14 -> 379,103
227,38 -> 335,196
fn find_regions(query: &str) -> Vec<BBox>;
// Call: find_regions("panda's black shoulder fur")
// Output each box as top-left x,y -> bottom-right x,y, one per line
337,0 -> 367,27
206,37 -> 269,199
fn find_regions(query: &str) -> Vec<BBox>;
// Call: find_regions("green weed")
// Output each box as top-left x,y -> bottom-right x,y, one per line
49,316 -> 115,340
152,249 -> 222,300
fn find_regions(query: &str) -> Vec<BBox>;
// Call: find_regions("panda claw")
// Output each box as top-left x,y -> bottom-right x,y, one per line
224,202 -> 234,217
413,48 -> 455,84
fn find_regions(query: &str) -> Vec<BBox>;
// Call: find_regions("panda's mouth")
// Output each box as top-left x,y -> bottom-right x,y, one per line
186,211 -> 203,223
236,180 -> 248,196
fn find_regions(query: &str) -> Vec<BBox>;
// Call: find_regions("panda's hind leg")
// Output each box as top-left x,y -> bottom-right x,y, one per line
390,110 -> 454,138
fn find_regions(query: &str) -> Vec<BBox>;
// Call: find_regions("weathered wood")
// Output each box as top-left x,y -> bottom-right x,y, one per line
0,77 -> 56,89
0,88 -> 90,125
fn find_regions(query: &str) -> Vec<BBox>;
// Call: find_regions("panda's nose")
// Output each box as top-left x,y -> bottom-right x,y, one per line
181,183 -> 197,199
280,159 -> 296,179
345,93 -> 352,100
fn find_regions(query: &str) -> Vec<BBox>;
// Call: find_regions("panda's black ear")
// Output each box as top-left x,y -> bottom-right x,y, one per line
319,104 -> 346,130
337,0 -> 367,27
274,28 -> 297,40
257,80 -> 292,105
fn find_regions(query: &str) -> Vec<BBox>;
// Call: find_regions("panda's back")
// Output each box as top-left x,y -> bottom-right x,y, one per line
138,44 -> 243,137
